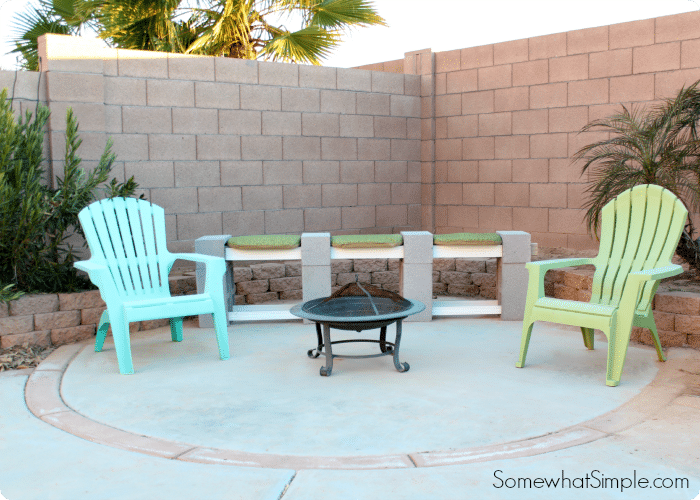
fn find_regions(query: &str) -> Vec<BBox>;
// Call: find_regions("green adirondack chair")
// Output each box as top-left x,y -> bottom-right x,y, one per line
516,185 -> 688,386
74,198 -> 230,374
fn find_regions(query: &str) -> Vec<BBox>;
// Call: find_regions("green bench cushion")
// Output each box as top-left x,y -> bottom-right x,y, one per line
227,234 -> 301,250
433,232 -> 502,246
331,234 -> 403,248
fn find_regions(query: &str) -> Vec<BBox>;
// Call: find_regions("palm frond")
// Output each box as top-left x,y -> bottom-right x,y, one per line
308,0 -> 386,29
259,24 -> 336,64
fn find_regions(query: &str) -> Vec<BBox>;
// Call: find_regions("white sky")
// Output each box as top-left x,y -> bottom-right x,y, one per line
0,0 -> 698,70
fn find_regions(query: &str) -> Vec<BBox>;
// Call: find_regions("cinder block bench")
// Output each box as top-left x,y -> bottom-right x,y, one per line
430,231 -> 531,321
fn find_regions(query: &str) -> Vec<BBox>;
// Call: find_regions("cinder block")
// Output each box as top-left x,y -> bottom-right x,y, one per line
124,161 -> 174,188
404,75 -> 421,96
435,183 -> 461,205
341,206 -> 375,229
435,49 -> 461,72
215,57 -> 258,84
590,49 -> 633,78
610,73 -> 655,103
321,137 -> 357,160
358,182 -> 390,206
512,109 -> 547,135
337,68 -> 372,91
435,139 -> 462,161
302,113 -> 339,137
633,43 -> 680,74
51,131 -> 107,162
567,25 -> 608,55
610,18 -> 654,49
320,90 -> 356,114
495,183 -> 529,207
376,204 -> 407,226
495,136 -> 528,159
493,38 -> 528,65
512,207 -> 548,233
389,95 -> 421,118
374,116 -> 407,138
568,130 -> 609,159
435,94 -> 461,117
242,185 -> 283,210
9,294 -> 58,316
219,109 -> 261,135
304,208 -> 341,231
303,161 -> 339,183
322,184 -> 357,207
512,60 -> 548,87
461,44 -> 494,69
223,211 -> 264,236
197,135 -> 241,161
445,69 -> 478,94
241,136 -> 282,160
198,186 -> 242,212
656,10 -> 700,44
390,139 -> 420,161
301,232 -> 330,266
150,187 -> 198,214
282,88 -> 320,112
48,102 -> 105,133
110,134 -> 149,161
391,183 -> 420,205
264,209 -> 304,234
550,54 -> 588,82
356,93 -> 391,116
149,134 -> 196,161
493,87 -> 528,112
341,161 -> 375,183
446,161 -> 478,182
262,111 -> 301,136
371,71 -> 404,94
177,212 -> 222,240
299,64 -> 336,89
104,105 -> 122,133
258,60 -> 298,86
478,65 -> 511,91
549,106 -> 589,133
655,68 -> 700,99
399,263 -> 432,321
172,108 -> 218,135
340,115 -> 374,138
47,72 -> 103,103
461,91 -> 494,115
116,48 -> 168,77
122,106 -> 171,134
282,136 -> 321,160
530,133 -> 568,159
479,112 -> 511,136
146,80 -> 195,107
283,184 -> 322,208
195,81 -> 239,109
168,53 -> 214,81
547,208 -> 589,235
302,264 -> 331,302
221,160 -> 262,186
240,85 -> 281,111
479,206 -> 513,231
462,137 -> 494,160
529,83 -> 567,109
376,161 -> 408,182
263,161 -> 302,184
682,39 -> 700,69
568,79 -> 609,106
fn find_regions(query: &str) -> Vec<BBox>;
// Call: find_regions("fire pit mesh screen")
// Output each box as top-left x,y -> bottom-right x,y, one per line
304,281 -> 412,317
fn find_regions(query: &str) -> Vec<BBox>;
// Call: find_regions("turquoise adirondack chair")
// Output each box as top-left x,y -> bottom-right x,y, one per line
74,198 -> 230,374
516,185 -> 687,386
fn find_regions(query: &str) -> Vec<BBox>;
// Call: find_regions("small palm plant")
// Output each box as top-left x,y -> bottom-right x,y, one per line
573,81 -> 700,272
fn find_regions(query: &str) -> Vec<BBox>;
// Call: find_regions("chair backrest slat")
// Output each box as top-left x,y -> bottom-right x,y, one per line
78,198 -> 172,298
589,185 -> 688,311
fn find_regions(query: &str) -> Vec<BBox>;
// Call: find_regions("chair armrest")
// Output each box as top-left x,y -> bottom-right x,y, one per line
74,260 -> 117,299
628,264 -> 684,281
526,257 -> 595,273
170,252 -> 224,267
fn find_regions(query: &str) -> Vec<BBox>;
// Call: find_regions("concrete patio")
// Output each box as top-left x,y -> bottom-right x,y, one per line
1,317 -> 699,499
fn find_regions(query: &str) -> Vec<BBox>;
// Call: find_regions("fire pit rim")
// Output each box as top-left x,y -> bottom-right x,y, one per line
290,296 -> 425,323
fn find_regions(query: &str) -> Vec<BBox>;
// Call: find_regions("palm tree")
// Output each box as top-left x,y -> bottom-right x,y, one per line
10,0 -> 386,68
573,81 -> 700,271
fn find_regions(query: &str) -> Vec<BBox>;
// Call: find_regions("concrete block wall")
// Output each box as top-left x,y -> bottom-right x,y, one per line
36,34 -> 422,253
358,10 -> 700,249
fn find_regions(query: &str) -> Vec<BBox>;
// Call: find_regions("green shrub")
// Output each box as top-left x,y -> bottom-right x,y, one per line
0,88 -> 140,294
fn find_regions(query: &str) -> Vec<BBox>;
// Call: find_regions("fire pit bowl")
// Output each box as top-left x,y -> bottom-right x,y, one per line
290,282 -> 425,376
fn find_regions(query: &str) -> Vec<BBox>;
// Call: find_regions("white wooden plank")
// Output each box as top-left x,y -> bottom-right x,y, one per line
225,247 -> 302,261
432,245 -> 502,258
330,247 -> 404,259
228,304 -> 301,322
432,300 -> 501,316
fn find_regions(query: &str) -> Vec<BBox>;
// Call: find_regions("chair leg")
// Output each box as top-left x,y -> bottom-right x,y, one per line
212,310 -> 230,361
110,314 -> 134,375
95,310 -> 110,352
169,317 -> 184,342
516,320 -> 535,368
647,321 -> 667,362
581,327 -> 595,350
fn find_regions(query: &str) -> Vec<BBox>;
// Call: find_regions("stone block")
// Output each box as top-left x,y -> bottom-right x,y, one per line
58,290 -> 105,311
262,111 -> 302,136
150,187 -> 198,214
258,60 -> 298,86
371,271 -> 400,284
198,187 -> 242,212
653,311 -> 675,332
371,71 -> 404,94
304,207 -> 341,231
447,284 -> 480,296
337,272 -> 371,286
472,273 -> 497,288
512,59 -> 548,86
1,331 -> 51,348
140,319 -> 170,331
246,292 -> 279,304
433,259 -> 455,272
240,85 -> 281,111
340,115 -> 374,138
321,137 -> 357,160
9,294 -> 59,316
688,333 -> 700,349
149,134 -> 196,161
299,64 -> 336,89
283,184 -> 322,208
433,283 -> 447,295
34,310 -> 81,331
341,206 -> 375,229
302,161 -> 339,183
195,81 -> 240,109
233,267 -> 253,283
0,302 -> 7,319
175,160 -> 220,187
51,324 -> 95,346
282,88 -> 320,112
337,68 -> 372,91
609,74 -> 654,103
47,72 -> 103,103
280,289 -> 303,301
236,280 -> 270,295
221,161 -> 263,186
529,83 -> 567,109
263,161 -> 302,184
455,260 -> 487,273
234,295 -> 246,305
285,262 -> 302,277
265,209 -> 304,233
168,53 -> 215,81
176,212 -> 223,240
302,113 -> 339,137
269,276 -> 302,292
146,80 -> 195,107
654,292 -> 700,315
673,314 -> 700,334
331,260 -> 353,274
493,87 -> 528,112
641,329 -> 686,348
197,135 -> 241,161
0,315 -> 34,335
357,93 -> 391,116
353,259 -> 387,273
440,271 -> 471,286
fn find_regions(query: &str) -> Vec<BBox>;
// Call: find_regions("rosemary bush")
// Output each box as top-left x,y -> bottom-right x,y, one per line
0,88 -> 140,295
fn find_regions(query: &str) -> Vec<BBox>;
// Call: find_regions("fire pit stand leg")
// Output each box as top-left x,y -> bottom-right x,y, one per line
320,323 -> 333,376
393,320 -> 409,372
379,326 -> 389,353
307,323 -> 323,358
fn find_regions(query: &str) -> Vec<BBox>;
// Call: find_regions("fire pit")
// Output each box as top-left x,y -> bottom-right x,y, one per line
290,280 -> 425,376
